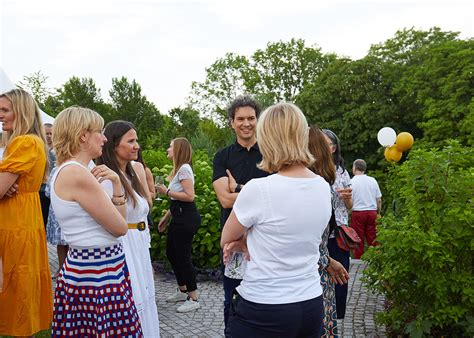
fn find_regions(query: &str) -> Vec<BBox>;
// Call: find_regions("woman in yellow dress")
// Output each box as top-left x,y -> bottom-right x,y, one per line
0,89 -> 53,336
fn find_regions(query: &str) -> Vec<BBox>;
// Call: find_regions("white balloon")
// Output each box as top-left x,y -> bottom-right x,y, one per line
377,127 -> 396,146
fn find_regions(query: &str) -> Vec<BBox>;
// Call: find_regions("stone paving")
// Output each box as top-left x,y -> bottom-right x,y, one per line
47,243 -> 386,337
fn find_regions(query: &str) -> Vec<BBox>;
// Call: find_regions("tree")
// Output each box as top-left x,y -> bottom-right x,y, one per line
43,76 -> 111,117
188,53 -> 251,123
19,71 -> 53,109
188,39 -> 335,123
109,77 -> 164,148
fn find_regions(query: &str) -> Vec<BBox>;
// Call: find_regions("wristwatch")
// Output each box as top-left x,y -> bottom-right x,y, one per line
235,184 -> 242,193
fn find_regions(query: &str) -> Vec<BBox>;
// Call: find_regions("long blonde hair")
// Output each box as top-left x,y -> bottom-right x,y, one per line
169,137 -> 193,179
0,89 -> 49,180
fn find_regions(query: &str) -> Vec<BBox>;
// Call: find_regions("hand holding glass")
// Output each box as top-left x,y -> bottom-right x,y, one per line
154,176 -> 165,201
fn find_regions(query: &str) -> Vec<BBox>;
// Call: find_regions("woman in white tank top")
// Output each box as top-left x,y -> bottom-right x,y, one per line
50,107 -> 143,337
96,120 -> 160,337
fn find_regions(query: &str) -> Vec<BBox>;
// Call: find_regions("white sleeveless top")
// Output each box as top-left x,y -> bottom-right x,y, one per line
50,161 -> 120,248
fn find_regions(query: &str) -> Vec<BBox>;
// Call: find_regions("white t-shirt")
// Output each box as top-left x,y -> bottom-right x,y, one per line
233,173 -> 331,304
351,174 -> 382,211
168,164 -> 194,199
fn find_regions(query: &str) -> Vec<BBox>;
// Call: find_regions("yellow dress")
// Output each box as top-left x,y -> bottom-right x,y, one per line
0,135 -> 53,336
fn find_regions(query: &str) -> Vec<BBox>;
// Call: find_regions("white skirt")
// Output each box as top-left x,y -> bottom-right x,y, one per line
121,228 -> 160,337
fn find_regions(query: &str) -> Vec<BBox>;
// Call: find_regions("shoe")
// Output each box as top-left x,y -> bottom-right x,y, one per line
166,288 -> 188,303
177,297 -> 200,313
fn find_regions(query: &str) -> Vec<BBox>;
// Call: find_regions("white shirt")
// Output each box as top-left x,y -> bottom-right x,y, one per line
50,161 -> 120,248
351,174 -> 382,211
168,164 -> 194,199
233,174 -> 331,304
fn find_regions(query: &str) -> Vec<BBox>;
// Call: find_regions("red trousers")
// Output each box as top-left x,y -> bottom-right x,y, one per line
351,210 -> 378,259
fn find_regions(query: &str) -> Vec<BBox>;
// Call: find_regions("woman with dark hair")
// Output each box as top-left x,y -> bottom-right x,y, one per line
322,128 -> 353,320
156,137 -> 202,313
0,89 -> 52,336
96,120 -> 160,336
308,125 -> 349,337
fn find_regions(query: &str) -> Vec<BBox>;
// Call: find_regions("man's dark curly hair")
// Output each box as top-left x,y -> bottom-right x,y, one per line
227,95 -> 261,121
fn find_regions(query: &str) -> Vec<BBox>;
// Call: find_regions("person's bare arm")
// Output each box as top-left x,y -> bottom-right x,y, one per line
377,197 -> 382,214
213,177 -> 238,208
0,172 -> 19,199
156,178 -> 195,202
55,165 -> 127,237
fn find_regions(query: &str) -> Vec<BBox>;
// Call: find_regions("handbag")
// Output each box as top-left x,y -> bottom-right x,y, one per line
335,225 -> 361,251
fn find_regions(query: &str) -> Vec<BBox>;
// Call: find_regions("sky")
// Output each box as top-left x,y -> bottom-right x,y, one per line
1,0 -> 472,114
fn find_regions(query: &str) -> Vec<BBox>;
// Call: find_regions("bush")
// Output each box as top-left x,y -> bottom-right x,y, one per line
363,141 -> 474,337
143,149 -> 222,269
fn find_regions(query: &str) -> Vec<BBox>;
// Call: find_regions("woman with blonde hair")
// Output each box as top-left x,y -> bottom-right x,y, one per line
0,88 -> 52,336
156,137 -> 202,313
50,107 -> 142,337
221,102 -> 332,337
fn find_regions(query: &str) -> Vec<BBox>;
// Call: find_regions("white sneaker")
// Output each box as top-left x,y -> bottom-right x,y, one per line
176,297 -> 200,313
165,288 -> 188,303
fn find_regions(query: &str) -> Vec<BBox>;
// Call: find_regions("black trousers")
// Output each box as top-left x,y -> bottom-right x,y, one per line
166,200 -> 201,292
229,295 -> 323,338
327,237 -> 350,319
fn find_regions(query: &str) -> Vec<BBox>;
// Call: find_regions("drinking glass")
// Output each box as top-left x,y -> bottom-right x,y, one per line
154,175 -> 164,201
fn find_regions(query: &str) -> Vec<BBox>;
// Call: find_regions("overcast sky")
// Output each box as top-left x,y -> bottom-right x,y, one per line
1,0 -> 472,114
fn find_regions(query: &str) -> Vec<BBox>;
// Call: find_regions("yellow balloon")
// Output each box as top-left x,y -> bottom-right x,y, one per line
396,132 -> 414,152
384,145 -> 403,162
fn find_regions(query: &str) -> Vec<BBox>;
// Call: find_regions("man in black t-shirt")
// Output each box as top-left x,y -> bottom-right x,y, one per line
212,96 -> 268,334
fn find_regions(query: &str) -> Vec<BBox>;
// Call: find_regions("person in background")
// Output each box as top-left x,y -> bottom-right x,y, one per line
322,128 -> 353,320
212,95 -> 269,334
350,158 -> 382,259
39,122 -> 56,228
0,88 -> 52,336
156,137 -> 202,313
45,166 -> 68,279
308,125 -> 349,337
222,102 -> 331,337
50,107 -> 142,337
97,120 -> 160,336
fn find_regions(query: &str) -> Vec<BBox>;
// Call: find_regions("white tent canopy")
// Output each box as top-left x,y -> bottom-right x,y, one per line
0,67 -> 55,126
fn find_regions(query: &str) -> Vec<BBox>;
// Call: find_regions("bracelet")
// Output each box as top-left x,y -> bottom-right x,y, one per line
113,193 -> 125,198
166,188 -> 170,196
112,198 -> 126,206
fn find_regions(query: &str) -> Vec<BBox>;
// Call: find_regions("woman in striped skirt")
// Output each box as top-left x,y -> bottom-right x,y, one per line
50,106 -> 142,337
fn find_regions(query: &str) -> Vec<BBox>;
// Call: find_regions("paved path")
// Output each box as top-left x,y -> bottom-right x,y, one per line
47,244 -> 385,337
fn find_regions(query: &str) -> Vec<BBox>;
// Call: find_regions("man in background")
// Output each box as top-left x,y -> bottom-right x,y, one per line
212,96 -> 268,335
39,123 -> 56,227
350,158 -> 382,259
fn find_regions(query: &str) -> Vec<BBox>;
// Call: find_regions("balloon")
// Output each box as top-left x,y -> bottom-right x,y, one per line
377,127 -> 397,147
384,145 -> 402,162
396,132 -> 414,151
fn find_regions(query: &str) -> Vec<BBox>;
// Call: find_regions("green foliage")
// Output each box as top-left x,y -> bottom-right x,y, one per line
189,38 -> 334,123
363,141 -> 474,336
143,149 -> 222,269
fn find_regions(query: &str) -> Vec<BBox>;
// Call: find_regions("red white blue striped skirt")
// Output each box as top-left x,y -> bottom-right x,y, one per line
52,243 -> 143,337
